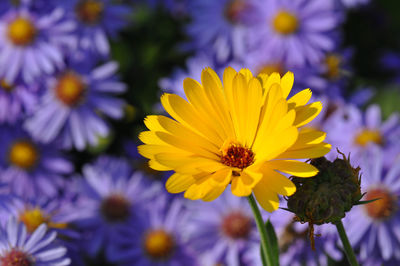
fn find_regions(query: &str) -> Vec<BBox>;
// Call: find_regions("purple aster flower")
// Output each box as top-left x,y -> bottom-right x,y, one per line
295,48 -> 353,99
184,191 -> 260,266
185,0 -> 257,62
345,146 -> 400,263
0,217 -> 71,265
72,156 -> 161,259
247,0 -> 341,67
0,79 -> 40,124
59,0 -> 131,56
25,60 -> 126,151
0,4 -> 76,83
109,196 -> 197,266
323,104 -> 400,164
0,125 -> 73,198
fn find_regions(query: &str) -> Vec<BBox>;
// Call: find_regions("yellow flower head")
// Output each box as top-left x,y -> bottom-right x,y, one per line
138,67 -> 331,212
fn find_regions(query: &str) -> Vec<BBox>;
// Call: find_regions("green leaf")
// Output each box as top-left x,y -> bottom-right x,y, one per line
354,197 -> 380,205
265,219 -> 279,266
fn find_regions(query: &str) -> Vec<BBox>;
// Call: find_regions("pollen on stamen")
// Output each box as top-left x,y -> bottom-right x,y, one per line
221,143 -> 254,169
55,72 -> 86,106
143,229 -> 175,260
364,188 -> 397,220
76,0 -> 104,25
221,211 -> 252,239
0,249 -> 32,266
100,194 -> 131,222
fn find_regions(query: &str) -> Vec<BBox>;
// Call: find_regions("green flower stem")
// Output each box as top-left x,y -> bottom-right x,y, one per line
335,220 -> 359,266
248,194 -> 275,266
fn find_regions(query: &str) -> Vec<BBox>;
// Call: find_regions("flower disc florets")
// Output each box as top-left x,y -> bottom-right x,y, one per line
286,153 -> 362,225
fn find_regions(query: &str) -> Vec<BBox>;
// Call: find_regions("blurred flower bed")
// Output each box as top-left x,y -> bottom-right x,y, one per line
0,0 -> 399,265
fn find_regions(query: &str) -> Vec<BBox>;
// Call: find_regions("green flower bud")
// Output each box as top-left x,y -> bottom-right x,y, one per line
286,152 -> 362,225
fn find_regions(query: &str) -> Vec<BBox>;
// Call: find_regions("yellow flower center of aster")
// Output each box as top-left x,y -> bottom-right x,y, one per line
273,11 -> 298,35
257,63 -> 284,76
221,142 -> 254,170
221,211 -> 252,239
9,141 -> 38,170
55,72 -> 86,106
1,79 -> 14,92
143,229 -> 175,259
100,194 -> 131,222
324,54 -> 341,80
0,249 -> 32,266
224,0 -> 247,24
76,0 -> 104,25
354,129 -> 383,147
7,17 -> 37,46
19,208 -> 49,233
364,188 -> 397,220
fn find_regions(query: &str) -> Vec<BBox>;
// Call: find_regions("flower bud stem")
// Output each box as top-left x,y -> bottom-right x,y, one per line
248,194 -> 275,266
335,220 -> 359,266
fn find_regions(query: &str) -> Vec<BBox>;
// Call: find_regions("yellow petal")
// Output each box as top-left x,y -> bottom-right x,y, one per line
245,78 -> 263,147
290,128 -> 327,150
239,68 -> 253,82
264,72 -> 281,92
137,144 -> 189,160
210,168 -> 232,187
161,93 -> 223,146
144,115 -> 165,131
184,176 -> 214,200
149,159 -> 172,171
278,142 -> 332,159
253,185 -> 280,212
258,165 -> 296,196
166,173 -> 195,193
231,174 -> 252,197
293,101 -> 322,127
202,186 -> 226,202
138,131 -> 164,145
288,88 -> 312,108
281,71 -> 294,99
265,160 -> 319,177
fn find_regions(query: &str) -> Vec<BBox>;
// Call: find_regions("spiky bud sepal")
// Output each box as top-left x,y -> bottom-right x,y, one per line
286,152 -> 363,226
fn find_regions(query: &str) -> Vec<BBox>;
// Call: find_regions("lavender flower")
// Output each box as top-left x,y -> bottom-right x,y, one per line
185,191 -> 260,265
0,125 -> 73,198
73,156 -> 161,259
247,0 -> 341,67
109,196 -> 197,265
25,60 -> 126,151
0,4 -> 76,83
0,79 -> 40,124
59,0 -> 131,56
323,104 -> 400,164
345,146 -> 400,263
0,217 -> 71,265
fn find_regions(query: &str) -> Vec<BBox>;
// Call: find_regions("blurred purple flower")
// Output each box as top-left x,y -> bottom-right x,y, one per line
109,196 -> 197,266
59,0 -> 131,56
0,79 -> 40,124
345,146 -> 400,263
0,217 -> 71,265
0,125 -> 73,198
323,104 -> 400,164
25,60 -> 126,151
185,191 -> 260,266
247,0 -> 341,67
73,156 -> 161,259
0,4 -> 76,83
185,0 -> 257,62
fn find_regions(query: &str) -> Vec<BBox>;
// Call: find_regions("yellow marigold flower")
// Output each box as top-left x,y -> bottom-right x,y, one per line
138,67 -> 331,212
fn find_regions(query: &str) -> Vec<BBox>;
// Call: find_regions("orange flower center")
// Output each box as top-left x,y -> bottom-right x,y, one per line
273,10 -> 298,35
55,72 -> 86,106
225,0 -> 247,24
76,0 -> 104,24
364,188 -> 397,220
257,63 -> 284,76
1,79 -> 14,92
221,143 -> 254,169
101,194 -> 131,222
221,211 -> 252,239
19,208 -> 49,233
324,54 -> 341,80
143,229 -> 175,259
9,141 -> 38,170
7,17 -> 37,46
0,249 -> 32,266
354,129 -> 383,147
